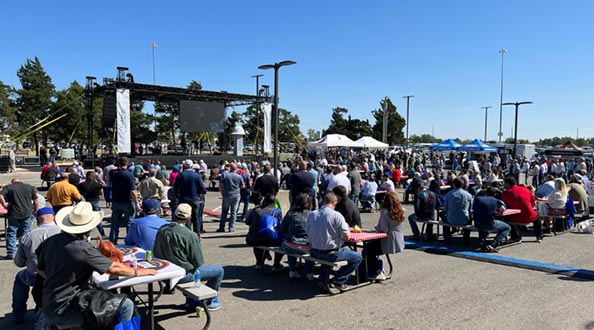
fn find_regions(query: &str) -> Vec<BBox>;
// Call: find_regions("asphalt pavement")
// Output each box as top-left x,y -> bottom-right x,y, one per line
1,167 -> 594,330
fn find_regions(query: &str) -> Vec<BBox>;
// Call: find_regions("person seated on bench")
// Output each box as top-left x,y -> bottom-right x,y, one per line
500,176 -> 538,243
333,185 -> 362,228
280,193 -> 314,280
568,175 -> 588,215
403,173 -> 422,203
473,187 -> 510,252
442,178 -> 472,244
245,192 -> 284,269
307,192 -> 362,293
364,192 -> 405,280
360,174 -> 378,212
153,204 -> 224,311
536,178 -> 568,234
408,182 -> 440,241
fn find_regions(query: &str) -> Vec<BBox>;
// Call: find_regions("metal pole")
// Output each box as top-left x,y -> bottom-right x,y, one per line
498,49 -> 505,143
381,97 -> 388,144
513,103 -> 519,157
150,43 -> 157,84
403,95 -> 414,147
252,74 -> 263,155
482,106 -> 491,141
273,67 -> 279,179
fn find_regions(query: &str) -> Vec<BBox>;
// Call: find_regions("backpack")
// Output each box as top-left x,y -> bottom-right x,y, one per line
258,208 -> 282,244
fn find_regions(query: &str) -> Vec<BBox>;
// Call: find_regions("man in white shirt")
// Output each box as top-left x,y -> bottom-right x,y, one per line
327,165 -> 351,193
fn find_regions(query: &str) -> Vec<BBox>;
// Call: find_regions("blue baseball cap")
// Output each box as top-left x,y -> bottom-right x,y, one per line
37,207 -> 55,217
141,199 -> 160,213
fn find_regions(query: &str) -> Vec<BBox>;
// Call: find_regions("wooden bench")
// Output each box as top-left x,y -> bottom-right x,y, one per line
414,219 -> 516,246
176,282 -> 218,330
255,246 -> 352,295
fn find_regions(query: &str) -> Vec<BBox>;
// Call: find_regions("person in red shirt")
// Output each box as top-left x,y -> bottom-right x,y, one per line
500,176 -> 541,243
391,164 -> 402,186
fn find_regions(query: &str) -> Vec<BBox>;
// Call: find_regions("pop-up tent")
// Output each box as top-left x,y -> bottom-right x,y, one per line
429,139 -> 461,151
459,139 -> 497,152
308,134 -> 358,148
544,141 -> 583,156
354,136 -> 389,149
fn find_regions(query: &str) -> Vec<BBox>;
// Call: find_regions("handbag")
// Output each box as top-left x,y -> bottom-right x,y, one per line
97,236 -> 124,263
258,208 -> 282,244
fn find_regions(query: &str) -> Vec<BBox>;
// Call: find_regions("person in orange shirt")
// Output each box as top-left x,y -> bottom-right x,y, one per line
46,173 -> 82,213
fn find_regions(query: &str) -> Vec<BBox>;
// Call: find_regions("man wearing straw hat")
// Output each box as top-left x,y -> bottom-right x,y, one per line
36,202 -> 156,328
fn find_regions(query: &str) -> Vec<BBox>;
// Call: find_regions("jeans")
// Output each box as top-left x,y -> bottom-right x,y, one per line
6,216 -> 33,257
408,214 -> 433,238
477,220 -> 511,247
310,248 -> 362,285
90,200 -> 106,237
239,189 -> 251,221
178,264 -> 225,292
184,198 -> 204,234
12,269 -> 36,320
349,193 -> 359,209
110,201 -> 136,244
281,241 -> 313,273
219,196 -> 240,231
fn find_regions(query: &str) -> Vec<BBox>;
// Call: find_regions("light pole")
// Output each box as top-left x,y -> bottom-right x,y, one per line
258,60 -> 297,179
149,43 -> 157,84
482,106 -> 492,141
380,97 -> 389,144
251,74 -> 263,155
498,49 -> 507,143
502,101 -> 532,157
402,95 -> 414,148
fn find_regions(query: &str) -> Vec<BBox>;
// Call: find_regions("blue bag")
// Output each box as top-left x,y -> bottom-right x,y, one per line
258,208 -> 282,244
114,315 -> 141,330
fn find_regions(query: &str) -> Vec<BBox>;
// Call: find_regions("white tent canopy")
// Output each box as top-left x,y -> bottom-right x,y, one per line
308,134 -> 359,148
354,136 -> 389,149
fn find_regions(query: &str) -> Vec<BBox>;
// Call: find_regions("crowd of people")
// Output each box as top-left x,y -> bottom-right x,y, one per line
1,148 -> 593,327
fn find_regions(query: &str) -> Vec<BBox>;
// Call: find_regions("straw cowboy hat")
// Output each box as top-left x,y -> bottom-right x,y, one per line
55,202 -> 104,234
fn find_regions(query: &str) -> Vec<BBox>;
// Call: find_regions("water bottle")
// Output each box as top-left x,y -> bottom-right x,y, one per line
130,254 -> 138,271
193,269 -> 201,288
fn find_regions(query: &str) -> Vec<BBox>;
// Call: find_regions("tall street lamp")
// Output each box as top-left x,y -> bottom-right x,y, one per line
258,60 -> 297,179
149,43 -> 157,84
402,95 -> 414,148
502,101 -> 532,157
251,74 -> 263,155
498,49 -> 507,143
482,106 -> 492,141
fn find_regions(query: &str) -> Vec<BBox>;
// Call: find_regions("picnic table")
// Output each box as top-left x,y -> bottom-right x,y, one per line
92,246 -> 186,330
346,229 -> 393,283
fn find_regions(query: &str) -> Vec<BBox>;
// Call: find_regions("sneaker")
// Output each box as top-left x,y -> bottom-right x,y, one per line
306,273 -> 314,281
331,282 -> 349,292
536,238 -> 543,243
215,228 -> 225,233
289,271 -> 302,279
271,264 -> 284,271
228,229 -> 235,233
484,245 -> 500,253
507,237 -> 522,244
206,297 -> 221,311
371,272 -> 387,281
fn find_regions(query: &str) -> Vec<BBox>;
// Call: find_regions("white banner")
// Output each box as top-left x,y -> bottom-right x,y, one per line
116,89 -> 131,153
263,103 -> 272,153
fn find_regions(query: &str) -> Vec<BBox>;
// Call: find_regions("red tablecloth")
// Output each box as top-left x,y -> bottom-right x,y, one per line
347,231 -> 388,243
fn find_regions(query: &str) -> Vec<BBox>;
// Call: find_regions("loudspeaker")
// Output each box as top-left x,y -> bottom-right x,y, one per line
103,91 -> 117,127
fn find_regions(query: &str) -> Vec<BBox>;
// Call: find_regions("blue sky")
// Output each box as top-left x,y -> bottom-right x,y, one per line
1,0 -> 593,142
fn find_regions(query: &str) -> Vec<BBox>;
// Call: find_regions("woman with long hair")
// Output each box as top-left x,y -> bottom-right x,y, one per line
364,192 -> 405,280
537,177 -> 568,239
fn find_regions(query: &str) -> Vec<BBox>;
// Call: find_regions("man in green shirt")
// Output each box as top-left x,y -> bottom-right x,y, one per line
153,203 -> 224,311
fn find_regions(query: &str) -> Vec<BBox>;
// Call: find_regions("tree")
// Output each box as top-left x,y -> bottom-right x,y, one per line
130,100 -> 157,150
46,81 -> 86,147
345,116 -> 373,140
370,97 -> 405,145
323,107 -> 349,135
15,57 -> 55,154
278,108 -> 303,143
306,128 -> 319,141
0,81 -> 16,137
217,110 -> 242,151
241,103 -> 260,146
409,134 -> 438,144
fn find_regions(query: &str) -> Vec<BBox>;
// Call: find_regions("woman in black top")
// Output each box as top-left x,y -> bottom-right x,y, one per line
79,171 -> 106,238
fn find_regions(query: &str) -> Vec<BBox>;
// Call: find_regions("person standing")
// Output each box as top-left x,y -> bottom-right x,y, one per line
138,168 -> 165,216
8,146 -> 17,173
217,163 -> 245,232
46,173 -> 82,213
307,192 -> 362,293
11,207 -> 61,324
174,160 -> 207,234
0,178 -> 39,259
154,204 -> 224,311
253,164 -> 279,198
109,156 -> 140,244
347,162 -> 362,206
289,160 -> 315,208
237,164 -> 252,222
78,171 -> 106,239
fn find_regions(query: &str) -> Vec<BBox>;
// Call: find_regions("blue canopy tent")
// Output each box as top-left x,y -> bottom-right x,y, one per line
459,139 -> 497,152
429,139 -> 461,151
